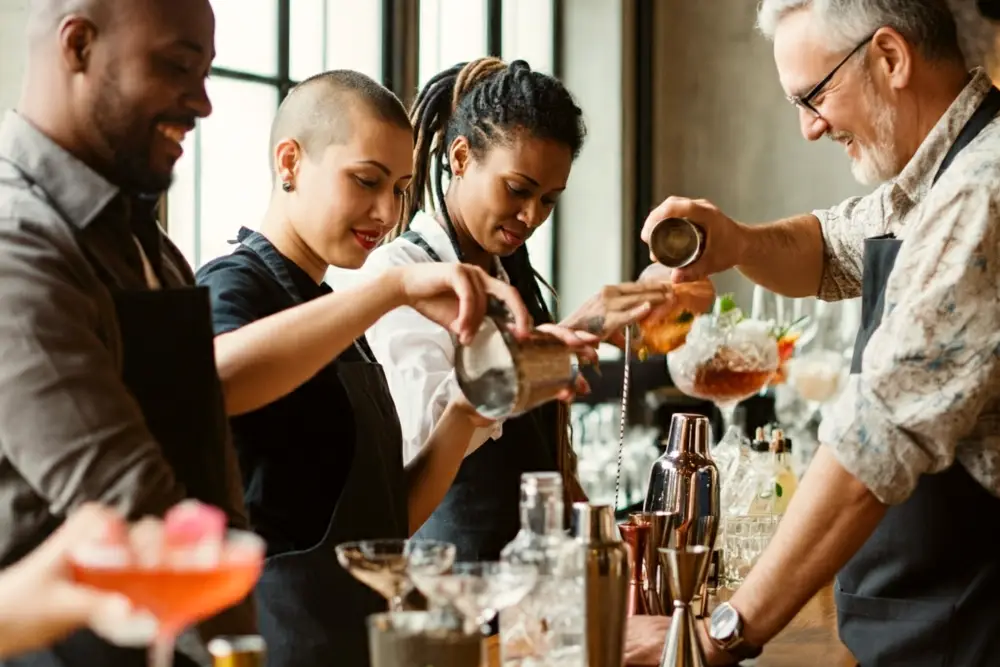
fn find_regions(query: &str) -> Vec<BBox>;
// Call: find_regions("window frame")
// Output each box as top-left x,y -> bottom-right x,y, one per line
163,0 -> 561,295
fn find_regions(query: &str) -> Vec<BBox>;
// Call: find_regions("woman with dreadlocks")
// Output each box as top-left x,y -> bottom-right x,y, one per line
353,57 -> 677,562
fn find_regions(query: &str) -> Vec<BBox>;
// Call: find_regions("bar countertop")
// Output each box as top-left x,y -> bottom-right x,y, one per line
485,583 -> 855,667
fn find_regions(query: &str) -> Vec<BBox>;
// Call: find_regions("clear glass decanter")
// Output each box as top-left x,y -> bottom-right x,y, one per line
499,472 -> 585,667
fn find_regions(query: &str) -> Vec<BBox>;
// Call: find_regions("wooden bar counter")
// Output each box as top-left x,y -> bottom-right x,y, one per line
484,583 -> 855,667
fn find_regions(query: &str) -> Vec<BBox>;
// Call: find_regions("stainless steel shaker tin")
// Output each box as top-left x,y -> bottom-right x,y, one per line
455,315 -> 575,419
649,217 -> 705,268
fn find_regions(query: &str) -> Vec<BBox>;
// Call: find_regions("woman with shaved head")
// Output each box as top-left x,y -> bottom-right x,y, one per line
193,70 -> 595,667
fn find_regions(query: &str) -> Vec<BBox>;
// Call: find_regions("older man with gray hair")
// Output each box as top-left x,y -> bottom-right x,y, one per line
625,0 -> 1000,665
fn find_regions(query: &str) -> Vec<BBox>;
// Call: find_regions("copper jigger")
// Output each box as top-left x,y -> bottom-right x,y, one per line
619,519 -> 651,616
631,511 -> 681,616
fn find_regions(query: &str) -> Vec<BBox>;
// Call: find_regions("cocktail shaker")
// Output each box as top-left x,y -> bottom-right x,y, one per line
455,299 -> 576,420
572,503 -> 628,667
643,414 -> 720,615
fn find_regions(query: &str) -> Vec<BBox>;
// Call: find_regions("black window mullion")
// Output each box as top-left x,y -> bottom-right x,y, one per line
487,0 -> 503,57
632,0 -> 654,280
277,0 -> 293,101
550,0 -> 563,311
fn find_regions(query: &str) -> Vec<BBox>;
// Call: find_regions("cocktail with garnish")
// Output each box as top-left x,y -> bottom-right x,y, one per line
70,501 -> 265,667
667,295 -> 780,438
335,539 -> 456,612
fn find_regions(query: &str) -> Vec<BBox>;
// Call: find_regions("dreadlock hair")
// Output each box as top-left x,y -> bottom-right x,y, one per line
401,57 -> 588,501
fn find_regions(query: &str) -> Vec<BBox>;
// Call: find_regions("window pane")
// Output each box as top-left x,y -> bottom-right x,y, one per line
503,0 -> 556,296
212,0 -> 279,77
501,0 -> 554,74
290,0 -> 383,82
418,0 -> 488,87
167,78 -> 278,269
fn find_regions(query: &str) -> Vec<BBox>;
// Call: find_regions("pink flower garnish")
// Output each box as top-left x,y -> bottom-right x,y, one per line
164,500 -> 226,545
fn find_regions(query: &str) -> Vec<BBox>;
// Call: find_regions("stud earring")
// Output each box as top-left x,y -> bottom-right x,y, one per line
281,181 -> 293,192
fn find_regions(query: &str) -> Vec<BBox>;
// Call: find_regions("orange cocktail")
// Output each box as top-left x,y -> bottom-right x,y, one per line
72,552 -> 261,633
69,501 -> 265,667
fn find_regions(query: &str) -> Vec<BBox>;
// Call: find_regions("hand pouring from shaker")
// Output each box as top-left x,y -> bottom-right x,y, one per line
455,297 -> 580,419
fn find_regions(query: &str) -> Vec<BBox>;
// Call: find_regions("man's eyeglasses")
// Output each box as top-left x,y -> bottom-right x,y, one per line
787,32 -> 877,118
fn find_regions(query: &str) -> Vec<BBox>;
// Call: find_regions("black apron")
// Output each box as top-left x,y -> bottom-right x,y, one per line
400,230 -> 560,562
0,164 -> 237,667
835,87 -> 1000,667
232,228 -> 408,667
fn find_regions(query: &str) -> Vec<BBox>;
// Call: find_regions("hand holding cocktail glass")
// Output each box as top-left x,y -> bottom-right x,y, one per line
68,500 -> 265,667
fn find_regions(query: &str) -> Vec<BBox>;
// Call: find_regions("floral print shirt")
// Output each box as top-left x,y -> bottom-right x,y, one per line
813,69 -> 1000,504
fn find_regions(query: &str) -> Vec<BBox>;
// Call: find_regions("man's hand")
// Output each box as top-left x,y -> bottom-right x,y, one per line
640,196 -> 749,283
0,504 -> 157,659
624,615 -> 742,666
396,263 -> 533,344
624,614 -> 670,666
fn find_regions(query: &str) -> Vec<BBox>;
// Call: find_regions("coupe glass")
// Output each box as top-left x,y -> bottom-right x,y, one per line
335,539 -> 456,612
667,309 -> 779,440
411,562 -> 538,636
71,529 -> 265,667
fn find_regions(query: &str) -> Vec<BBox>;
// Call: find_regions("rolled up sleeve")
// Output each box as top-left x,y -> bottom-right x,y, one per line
0,220 -> 184,518
811,184 -> 891,302
818,182 -> 1000,504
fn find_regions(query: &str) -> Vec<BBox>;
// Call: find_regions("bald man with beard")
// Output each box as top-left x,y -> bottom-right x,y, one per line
0,1 -> 252,665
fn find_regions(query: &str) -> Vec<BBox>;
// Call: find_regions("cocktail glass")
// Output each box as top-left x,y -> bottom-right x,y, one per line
335,539 -> 456,612
667,310 -> 779,441
410,562 -> 537,636
70,529 -> 265,667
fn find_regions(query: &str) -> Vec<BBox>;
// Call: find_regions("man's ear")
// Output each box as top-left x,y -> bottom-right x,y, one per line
59,17 -> 98,73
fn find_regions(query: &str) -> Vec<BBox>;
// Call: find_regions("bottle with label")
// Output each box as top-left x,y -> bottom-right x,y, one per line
499,472 -> 585,666
207,636 -> 266,667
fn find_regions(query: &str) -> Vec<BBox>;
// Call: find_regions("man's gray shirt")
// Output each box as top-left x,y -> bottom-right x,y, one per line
0,110 -> 248,566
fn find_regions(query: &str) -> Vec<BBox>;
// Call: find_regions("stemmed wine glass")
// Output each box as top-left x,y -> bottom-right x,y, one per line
71,527 -> 265,667
410,562 -> 538,636
335,539 -> 456,612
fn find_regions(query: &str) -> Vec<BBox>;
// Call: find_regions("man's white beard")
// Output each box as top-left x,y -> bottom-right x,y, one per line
850,82 -> 901,186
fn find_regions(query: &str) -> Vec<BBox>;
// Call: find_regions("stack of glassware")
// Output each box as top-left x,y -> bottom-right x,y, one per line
499,472 -> 586,667
571,403 -> 660,510
719,425 -> 797,589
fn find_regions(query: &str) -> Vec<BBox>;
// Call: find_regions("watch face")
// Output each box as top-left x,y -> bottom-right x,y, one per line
710,603 -> 739,641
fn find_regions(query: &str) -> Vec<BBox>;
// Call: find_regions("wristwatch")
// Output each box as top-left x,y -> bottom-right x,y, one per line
708,602 -> 763,662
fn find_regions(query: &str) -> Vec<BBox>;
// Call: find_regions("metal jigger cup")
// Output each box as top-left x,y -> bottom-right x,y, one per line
657,546 -> 712,667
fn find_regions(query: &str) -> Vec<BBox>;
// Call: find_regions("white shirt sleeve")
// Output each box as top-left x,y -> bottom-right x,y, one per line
341,239 -> 503,466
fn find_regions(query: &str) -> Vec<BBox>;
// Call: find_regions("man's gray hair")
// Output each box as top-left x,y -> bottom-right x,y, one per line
756,0 -> 964,61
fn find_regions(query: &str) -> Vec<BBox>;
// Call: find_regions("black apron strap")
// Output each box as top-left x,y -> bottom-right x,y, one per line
233,227 -> 304,304
931,86 -> 1000,185
401,229 -> 444,263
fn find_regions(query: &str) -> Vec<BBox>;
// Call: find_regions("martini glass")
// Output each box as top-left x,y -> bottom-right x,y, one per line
70,529 -> 265,667
410,562 -> 537,636
335,539 -> 456,612
667,311 -> 779,442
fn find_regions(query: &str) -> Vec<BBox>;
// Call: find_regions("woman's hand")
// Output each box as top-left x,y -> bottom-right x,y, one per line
0,504 -> 154,659
559,283 -> 672,349
395,263 -> 533,345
